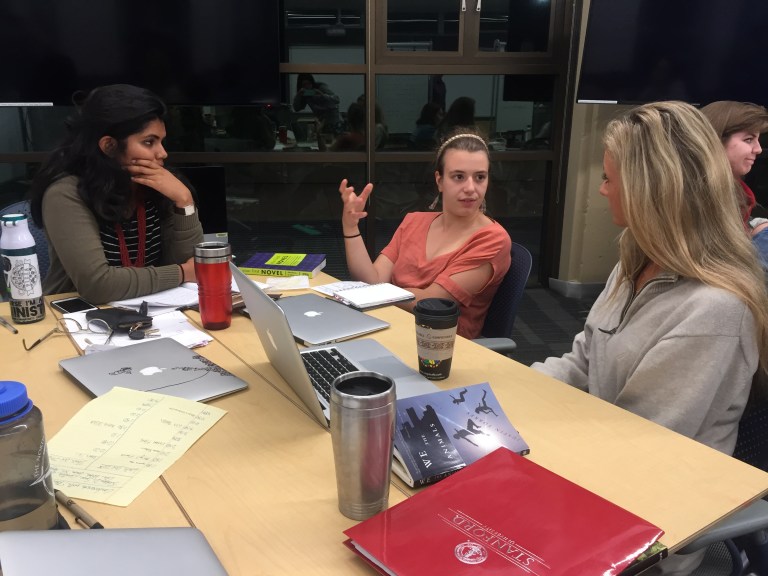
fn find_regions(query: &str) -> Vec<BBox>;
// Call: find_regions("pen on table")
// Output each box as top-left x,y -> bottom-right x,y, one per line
0,316 -> 18,334
54,489 -> 104,529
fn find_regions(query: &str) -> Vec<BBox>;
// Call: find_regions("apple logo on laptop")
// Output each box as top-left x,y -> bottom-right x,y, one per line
266,329 -> 278,351
140,366 -> 166,376
304,310 -> 322,318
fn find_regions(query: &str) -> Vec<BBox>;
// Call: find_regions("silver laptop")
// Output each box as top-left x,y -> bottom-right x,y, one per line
0,527 -> 227,576
276,292 -> 389,345
231,263 -> 437,427
59,338 -> 248,402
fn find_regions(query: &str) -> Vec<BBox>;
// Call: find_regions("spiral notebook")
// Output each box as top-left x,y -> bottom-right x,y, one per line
332,283 -> 415,311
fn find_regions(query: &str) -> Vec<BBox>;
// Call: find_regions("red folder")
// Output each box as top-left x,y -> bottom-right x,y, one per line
344,448 -> 664,575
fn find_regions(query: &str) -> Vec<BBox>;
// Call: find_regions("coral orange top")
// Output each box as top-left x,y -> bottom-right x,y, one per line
380,212 -> 511,339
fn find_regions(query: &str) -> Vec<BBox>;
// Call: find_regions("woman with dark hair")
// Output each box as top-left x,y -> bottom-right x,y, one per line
30,84 -> 203,303
409,102 -> 443,150
435,96 -> 476,141
338,127 -> 511,339
292,73 -> 342,136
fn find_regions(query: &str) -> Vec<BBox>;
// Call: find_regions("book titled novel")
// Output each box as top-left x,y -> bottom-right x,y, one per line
238,252 -> 326,278
344,447 -> 666,576
392,383 -> 529,487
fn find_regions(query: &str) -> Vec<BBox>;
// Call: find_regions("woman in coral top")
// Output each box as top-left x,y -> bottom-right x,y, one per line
338,128 -> 511,339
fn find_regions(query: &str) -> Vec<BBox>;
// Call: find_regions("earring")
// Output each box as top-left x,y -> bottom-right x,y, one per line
480,198 -> 487,213
428,194 -> 440,210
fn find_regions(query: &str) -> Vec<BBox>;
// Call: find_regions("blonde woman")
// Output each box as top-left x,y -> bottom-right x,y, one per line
534,101 -> 768,450
533,101 -> 768,572
339,127 -> 511,339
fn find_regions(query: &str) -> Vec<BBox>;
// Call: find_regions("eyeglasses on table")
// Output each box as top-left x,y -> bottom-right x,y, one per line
22,317 -> 113,351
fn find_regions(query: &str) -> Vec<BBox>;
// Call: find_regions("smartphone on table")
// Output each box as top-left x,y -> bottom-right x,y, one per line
50,297 -> 98,314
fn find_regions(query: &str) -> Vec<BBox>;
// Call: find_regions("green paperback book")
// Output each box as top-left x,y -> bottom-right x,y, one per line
238,252 -> 326,278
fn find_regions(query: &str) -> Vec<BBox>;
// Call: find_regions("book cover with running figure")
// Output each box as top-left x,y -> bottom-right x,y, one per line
392,382 -> 529,487
238,252 -> 326,278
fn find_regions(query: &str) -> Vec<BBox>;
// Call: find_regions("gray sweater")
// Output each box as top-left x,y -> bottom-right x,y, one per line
532,264 -> 758,455
41,175 -> 203,303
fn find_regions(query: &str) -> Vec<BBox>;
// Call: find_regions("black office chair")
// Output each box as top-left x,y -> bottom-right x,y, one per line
473,242 -> 533,355
684,399 -> 768,576
0,200 -> 50,281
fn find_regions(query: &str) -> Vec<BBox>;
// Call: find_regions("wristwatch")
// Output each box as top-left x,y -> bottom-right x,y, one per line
174,204 -> 196,216
748,217 -> 768,230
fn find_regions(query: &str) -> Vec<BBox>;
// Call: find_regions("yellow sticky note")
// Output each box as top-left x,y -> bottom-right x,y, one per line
265,253 -> 306,267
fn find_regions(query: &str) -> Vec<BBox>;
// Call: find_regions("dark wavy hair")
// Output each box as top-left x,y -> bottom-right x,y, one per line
30,84 -> 168,226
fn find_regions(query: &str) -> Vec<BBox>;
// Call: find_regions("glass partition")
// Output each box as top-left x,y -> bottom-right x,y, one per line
283,0 -> 366,63
479,0 -> 552,53
376,74 -> 553,151
385,0 -> 461,53
221,162 -> 365,279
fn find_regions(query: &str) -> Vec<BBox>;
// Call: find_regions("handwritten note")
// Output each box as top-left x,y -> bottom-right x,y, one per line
48,387 -> 226,506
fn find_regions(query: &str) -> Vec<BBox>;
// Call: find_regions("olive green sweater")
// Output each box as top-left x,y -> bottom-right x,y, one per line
41,175 -> 203,303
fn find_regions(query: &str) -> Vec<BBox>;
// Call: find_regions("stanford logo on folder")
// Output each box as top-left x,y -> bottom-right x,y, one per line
344,448 -> 666,575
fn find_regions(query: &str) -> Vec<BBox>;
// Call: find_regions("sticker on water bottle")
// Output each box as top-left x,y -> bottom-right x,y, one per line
3,252 -> 42,299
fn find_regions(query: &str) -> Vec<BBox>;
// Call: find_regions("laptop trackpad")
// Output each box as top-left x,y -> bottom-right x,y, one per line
358,356 -> 439,398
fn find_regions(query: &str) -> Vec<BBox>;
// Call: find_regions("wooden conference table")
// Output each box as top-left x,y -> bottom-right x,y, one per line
4,274 -> 768,575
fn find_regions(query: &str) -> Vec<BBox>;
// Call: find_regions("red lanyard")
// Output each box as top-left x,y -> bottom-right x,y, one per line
114,199 -> 146,268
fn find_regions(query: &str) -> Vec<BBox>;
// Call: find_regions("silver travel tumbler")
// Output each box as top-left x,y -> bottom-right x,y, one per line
330,371 -> 396,521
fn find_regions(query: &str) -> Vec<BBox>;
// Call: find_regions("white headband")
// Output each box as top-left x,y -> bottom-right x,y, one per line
437,133 -> 489,158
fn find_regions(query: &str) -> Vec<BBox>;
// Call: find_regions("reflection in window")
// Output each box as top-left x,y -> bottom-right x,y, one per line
222,163 -> 366,279
386,2 -> 460,52
481,0 -> 552,53
375,75 -> 553,151
282,1 -> 365,63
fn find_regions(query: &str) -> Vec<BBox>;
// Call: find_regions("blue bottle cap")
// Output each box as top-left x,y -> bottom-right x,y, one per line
0,381 -> 33,420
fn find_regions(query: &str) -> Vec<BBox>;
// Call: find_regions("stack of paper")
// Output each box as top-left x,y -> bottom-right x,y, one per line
109,278 -> 267,315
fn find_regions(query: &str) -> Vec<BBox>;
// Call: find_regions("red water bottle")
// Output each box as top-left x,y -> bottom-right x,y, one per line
194,242 -> 232,330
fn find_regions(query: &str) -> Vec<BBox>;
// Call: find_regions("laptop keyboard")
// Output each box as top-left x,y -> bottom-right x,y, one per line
301,348 -> 358,402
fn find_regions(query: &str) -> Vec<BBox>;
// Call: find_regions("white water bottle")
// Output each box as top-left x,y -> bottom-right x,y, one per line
0,214 -> 45,324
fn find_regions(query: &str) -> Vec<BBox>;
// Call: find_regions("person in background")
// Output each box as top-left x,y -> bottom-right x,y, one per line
356,94 -> 388,150
701,100 -> 768,269
429,74 -> 446,113
408,102 -> 443,150
436,96 -> 476,141
338,127 -> 511,339
225,106 -> 276,151
531,101 -> 768,575
292,73 -> 343,136
323,102 -> 366,152
29,84 -> 203,303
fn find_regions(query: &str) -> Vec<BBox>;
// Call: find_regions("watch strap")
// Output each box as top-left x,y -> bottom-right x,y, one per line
174,204 -> 196,216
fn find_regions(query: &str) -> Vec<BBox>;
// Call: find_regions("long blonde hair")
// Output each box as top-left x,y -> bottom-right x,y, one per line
603,101 -> 768,370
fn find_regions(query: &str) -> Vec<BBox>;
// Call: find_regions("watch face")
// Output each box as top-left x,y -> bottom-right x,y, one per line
176,204 -> 195,216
